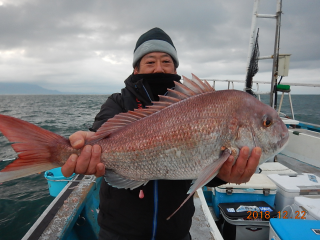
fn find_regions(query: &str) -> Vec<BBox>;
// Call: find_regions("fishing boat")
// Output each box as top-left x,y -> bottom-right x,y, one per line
8,0 -> 320,239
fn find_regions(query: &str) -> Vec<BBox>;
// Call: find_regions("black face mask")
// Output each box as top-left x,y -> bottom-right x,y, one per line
131,73 -> 181,101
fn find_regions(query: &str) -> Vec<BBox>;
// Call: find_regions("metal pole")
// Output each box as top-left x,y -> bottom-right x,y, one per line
288,92 -> 295,119
270,0 -> 282,108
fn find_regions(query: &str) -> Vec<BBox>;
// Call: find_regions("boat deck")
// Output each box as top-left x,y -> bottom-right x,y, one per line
277,153 -> 320,177
191,189 -> 222,240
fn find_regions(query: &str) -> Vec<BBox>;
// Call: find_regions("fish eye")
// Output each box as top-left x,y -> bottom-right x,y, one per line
263,117 -> 272,127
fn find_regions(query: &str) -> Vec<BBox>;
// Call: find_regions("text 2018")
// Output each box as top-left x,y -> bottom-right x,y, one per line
246,211 -> 306,219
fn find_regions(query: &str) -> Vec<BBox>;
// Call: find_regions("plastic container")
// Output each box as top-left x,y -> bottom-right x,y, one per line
292,196 -> 320,220
267,173 -> 320,212
202,186 -> 213,206
213,174 -> 277,217
269,218 -> 320,240
44,167 -> 75,197
219,201 -> 277,240
259,162 -> 297,176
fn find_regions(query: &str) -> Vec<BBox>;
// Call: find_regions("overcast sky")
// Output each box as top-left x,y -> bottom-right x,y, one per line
0,0 -> 320,94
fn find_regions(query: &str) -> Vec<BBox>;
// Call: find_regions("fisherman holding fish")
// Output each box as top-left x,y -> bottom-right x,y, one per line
1,27 -> 283,240
1,27 -> 289,239
61,28 -> 262,240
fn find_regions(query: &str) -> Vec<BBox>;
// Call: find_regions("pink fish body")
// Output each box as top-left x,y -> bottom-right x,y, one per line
99,88 -> 288,182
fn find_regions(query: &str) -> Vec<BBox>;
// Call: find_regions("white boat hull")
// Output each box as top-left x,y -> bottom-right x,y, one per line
281,129 -> 320,169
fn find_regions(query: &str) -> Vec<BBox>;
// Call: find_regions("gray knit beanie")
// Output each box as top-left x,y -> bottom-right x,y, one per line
133,27 -> 179,68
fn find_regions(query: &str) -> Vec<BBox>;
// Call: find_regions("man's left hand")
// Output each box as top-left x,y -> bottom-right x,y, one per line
216,146 -> 262,184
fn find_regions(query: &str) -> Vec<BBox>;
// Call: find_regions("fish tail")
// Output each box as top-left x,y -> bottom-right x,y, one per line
0,114 -> 74,183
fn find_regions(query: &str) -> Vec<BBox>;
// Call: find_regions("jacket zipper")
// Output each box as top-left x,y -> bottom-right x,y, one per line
142,84 -> 153,103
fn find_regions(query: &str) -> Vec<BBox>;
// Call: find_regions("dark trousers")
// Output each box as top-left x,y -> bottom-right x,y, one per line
98,228 -> 192,240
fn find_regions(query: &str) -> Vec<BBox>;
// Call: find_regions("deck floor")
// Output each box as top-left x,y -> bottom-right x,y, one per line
277,153 -> 320,177
190,190 -> 224,240
190,191 -> 215,240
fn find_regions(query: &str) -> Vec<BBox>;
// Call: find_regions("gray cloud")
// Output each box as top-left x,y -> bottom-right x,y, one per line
0,0 -> 319,94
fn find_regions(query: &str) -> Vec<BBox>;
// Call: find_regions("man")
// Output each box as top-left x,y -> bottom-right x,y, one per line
62,27 -> 261,240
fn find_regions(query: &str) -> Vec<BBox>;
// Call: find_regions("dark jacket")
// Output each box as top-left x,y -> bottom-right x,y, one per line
91,74 -> 226,240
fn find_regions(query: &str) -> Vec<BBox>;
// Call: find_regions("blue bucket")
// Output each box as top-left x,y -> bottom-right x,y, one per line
44,167 -> 75,197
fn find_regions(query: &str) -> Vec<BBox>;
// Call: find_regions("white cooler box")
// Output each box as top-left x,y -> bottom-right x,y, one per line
213,174 -> 277,216
259,162 -> 297,176
269,218 -> 320,240
268,173 -> 320,212
292,196 -> 320,220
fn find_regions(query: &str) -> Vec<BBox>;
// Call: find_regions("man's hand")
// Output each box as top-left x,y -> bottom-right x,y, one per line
216,146 -> 261,184
61,131 -> 105,178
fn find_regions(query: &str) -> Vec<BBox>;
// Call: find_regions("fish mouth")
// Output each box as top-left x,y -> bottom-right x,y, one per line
263,135 -> 288,163
277,138 -> 289,153
276,131 -> 289,153
274,119 -> 290,150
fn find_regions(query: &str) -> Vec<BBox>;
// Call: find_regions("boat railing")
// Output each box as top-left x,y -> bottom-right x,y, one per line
199,78 -> 320,130
203,78 -> 320,94
44,174 -> 98,191
44,174 -> 96,183
202,78 -> 296,121
203,78 -> 271,99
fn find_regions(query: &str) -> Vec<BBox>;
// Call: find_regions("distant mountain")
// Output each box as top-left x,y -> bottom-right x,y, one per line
0,82 -> 62,94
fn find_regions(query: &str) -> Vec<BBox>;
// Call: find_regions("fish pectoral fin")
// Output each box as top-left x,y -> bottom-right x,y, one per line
104,169 -> 148,190
167,149 -> 231,220
187,148 -> 231,194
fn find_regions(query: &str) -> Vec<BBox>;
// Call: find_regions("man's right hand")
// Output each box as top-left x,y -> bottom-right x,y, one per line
61,131 -> 105,178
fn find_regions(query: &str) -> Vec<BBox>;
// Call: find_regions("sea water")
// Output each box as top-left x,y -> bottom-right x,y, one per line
0,94 -> 319,239
0,95 -> 108,240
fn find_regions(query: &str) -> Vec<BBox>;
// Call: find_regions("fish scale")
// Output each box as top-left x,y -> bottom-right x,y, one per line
102,109 -> 232,180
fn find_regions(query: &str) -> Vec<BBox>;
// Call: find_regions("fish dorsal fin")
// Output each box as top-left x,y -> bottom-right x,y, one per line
182,76 -> 204,94
86,74 -> 215,144
191,74 -> 215,92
